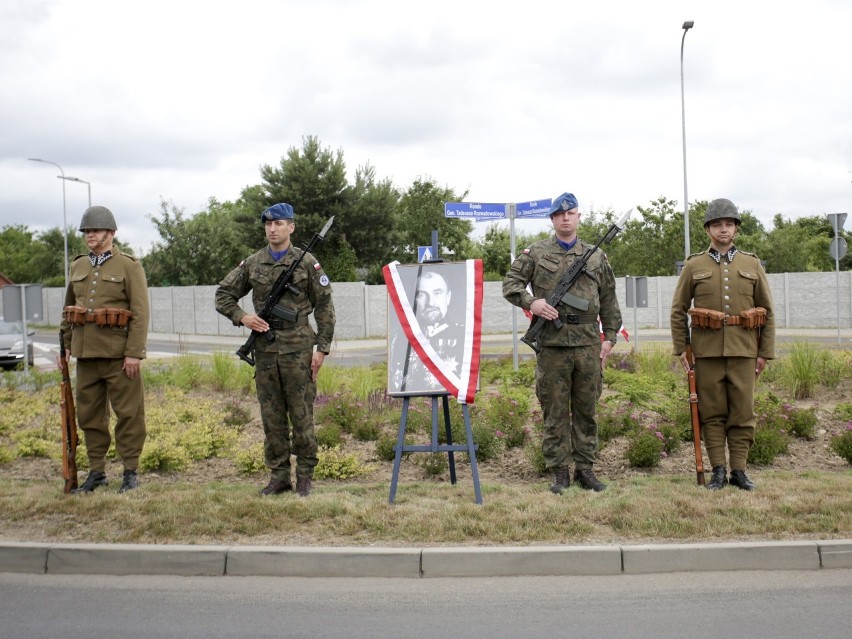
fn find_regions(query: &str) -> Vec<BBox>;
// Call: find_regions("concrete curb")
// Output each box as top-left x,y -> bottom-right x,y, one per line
2,541 -> 850,577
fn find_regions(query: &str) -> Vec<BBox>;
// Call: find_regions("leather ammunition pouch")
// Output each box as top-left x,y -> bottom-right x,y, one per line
689,307 -> 767,330
64,306 -> 132,328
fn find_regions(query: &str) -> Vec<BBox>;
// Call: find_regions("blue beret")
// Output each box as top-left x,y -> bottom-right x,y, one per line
260,203 -> 294,222
548,192 -> 578,216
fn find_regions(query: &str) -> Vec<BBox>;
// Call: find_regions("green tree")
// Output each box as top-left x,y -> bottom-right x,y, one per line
396,178 -> 474,264
143,199 -> 250,286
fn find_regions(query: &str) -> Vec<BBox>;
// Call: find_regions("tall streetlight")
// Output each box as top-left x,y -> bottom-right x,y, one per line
60,176 -> 92,208
28,158 -> 69,288
680,20 -> 695,260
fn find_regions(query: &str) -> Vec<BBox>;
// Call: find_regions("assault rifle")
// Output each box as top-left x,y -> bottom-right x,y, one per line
58,330 -> 79,494
236,216 -> 334,366
684,319 -> 705,486
520,209 -> 632,354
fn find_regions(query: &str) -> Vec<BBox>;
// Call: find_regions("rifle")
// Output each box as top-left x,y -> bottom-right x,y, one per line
236,216 -> 334,366
58,330 -> 79,494
685,321 -> 705,486
520,209 -> 632,354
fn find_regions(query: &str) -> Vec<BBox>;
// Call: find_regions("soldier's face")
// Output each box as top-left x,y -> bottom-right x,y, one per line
415,274 -> 451,325
550,208 -> 580,239
265,219 -> 295,249
705,218 -> 738,249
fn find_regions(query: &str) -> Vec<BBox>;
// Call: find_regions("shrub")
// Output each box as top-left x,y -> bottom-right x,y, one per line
350,419 -> 381,442
233,444 -> 265,475
375,434 -> 413,462
834,403 -> 852,421
418,452 -> 448,476
748,426 -> 790,465
478,391 -> 530,448
0,445 -> 13,464
625,428 -> 665,468
13,429 -> 57,459
830,424 -> 852,464
139,441 -> 191,472
470,422 -> 502,461
315,423 -> 343,448
786,405 -> 817,440
314,446 -> 372,480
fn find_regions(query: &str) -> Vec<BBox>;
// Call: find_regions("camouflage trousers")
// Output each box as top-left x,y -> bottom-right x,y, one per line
535,344 -> 603,470
254,350 -> 318,480
695,356 -> 756,470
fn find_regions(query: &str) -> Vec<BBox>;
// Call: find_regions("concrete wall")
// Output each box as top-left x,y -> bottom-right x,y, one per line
38,270 -> 852,339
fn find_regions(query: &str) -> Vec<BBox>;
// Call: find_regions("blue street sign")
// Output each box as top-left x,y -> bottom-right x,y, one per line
444,201 -> 506,219
417,246 -> 434,263
516,199 -> 552,217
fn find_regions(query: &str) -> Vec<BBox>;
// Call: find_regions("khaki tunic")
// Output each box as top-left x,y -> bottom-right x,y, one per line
215,246 -> 335,479
670,248 -> 776,470
503,236 -> 622,470
60,250 -> 150,472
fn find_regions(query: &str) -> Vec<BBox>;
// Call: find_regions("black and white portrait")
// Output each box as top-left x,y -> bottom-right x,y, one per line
387,262 -> 469,396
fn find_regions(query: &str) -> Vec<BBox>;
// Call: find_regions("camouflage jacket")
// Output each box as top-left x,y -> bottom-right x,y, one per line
670,248 -> 776,359
502,236 -> 622,347
215,245 -> 335,354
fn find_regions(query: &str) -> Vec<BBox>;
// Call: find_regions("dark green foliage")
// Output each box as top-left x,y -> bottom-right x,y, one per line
830,427 -> 852,464
316,423 -> 343,448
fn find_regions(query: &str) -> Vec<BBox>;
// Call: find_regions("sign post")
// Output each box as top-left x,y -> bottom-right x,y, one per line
827,213 -> 848,344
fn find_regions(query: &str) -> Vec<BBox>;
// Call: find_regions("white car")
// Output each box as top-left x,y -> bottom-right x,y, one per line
0,318 -> 35,369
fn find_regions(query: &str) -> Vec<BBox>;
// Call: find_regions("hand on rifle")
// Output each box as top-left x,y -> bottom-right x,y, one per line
755,356 -> 767,377
530,298 -> 559,321
678,351 -> 692,373
240,313 -> 270,333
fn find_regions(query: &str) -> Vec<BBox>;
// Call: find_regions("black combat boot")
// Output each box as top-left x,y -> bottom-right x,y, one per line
119,470 -> 138,493
71,471 -> 108,494
706,465 -> 728,490
549,467 -> 570,494
729,469 -> 756,491
260,478 -> 293,496
574,468 -> 606,492
296,476 -> 312,497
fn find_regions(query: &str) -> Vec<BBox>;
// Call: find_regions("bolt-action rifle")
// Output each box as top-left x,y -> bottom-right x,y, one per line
236,216 -> 334,366
58,330 -> 78,494
520,209 -> 632,354
684,318 -> 705,486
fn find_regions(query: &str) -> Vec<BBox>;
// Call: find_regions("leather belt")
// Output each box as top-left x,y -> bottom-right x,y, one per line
723,315 -> 743,326
564,314 -> 599,325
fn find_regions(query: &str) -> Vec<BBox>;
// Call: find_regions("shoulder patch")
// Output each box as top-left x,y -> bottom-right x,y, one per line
314,262 -> 322,270
522,248 -> 530,254
739,250 -> 757,257
319,274 -> 330,286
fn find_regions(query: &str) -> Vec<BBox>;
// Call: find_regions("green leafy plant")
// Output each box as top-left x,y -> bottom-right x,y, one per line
314,446 -> 372,480
233,444 -> 265,475
830,424 -> 852,464
625,427 -> 665,468
315,423 -> 343,448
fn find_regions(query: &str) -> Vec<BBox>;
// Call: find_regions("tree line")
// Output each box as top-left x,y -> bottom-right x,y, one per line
2,136 -> 849,288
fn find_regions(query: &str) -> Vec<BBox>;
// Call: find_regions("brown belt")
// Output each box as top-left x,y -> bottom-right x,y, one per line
64,306 -> 132,328
689,307 -> 766,330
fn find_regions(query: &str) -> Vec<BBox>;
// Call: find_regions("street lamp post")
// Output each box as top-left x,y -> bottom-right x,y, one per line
680,20 -> 695,260
28,158 -> 69,288
60,176 -> 92,208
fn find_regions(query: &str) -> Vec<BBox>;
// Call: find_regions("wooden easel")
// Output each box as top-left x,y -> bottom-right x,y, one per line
388,392 -> 482,504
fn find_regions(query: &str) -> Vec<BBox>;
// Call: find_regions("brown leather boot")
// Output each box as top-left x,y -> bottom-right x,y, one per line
549,467 -> 570,494
296,476 -> 312,497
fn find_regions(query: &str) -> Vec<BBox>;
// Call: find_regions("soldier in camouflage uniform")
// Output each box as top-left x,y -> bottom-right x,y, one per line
60,206 -> 150,494
215,203 -> 335,497
671,198 -> 775,491
503,192 -> 622,493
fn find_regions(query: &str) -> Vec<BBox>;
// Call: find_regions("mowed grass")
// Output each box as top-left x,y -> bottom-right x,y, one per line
1,470 -> 850,546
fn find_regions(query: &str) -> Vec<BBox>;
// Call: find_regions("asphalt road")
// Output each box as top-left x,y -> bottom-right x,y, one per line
1,569 -> 850,639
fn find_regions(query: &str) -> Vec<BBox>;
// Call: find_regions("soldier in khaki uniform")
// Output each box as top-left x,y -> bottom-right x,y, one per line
60,206 -> 150,494
503,192 -> 622,493
215,203 -> 335,497
671,198 -> 776,490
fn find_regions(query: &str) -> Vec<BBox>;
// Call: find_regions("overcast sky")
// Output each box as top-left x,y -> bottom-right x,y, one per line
2,0 -> 851,255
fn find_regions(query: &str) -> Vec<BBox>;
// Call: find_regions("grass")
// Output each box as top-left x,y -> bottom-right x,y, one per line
1,471 -> 849,545
1,340 -> 851,546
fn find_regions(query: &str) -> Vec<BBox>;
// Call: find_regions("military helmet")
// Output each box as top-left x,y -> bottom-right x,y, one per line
704,198 -> 740,227
79,206 -> 117,231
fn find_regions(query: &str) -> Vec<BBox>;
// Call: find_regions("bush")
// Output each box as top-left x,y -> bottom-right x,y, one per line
833,403 -> 852,421
418,452 -> 448,476
375,434 -> 413,462
314,446 -> 372,480
748,426 -> 790,465
625,428 -> 665,468
316,423 -> 343,448
524,439 -> 547,476
139,441 -> 191,472
786,405 -> 817,440
350,419 -> 381,442
233,444 -> 265,475
470,422 -> 502,461
830,425 -> 852,464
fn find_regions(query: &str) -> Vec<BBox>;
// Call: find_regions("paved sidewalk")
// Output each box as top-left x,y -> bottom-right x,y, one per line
2,540 -> 851,577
